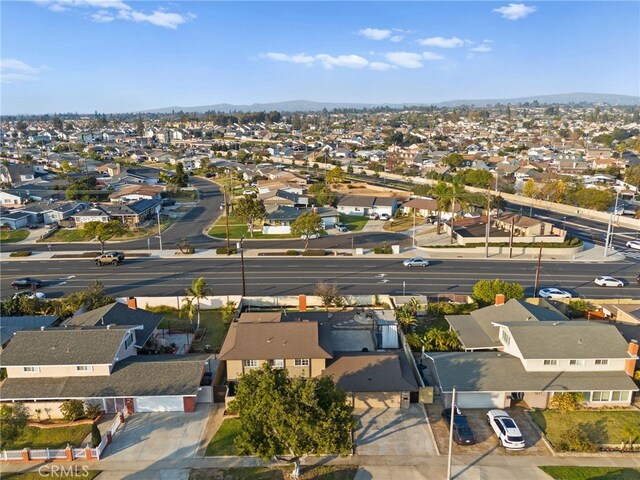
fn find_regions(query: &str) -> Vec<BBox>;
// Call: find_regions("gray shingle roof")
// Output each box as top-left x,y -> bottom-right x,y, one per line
428,352 -> 638,393
0,316 -> 60,346
337,196 -> 375,208
0,328 -> 131,366
0,354 -> 211,400
322,352 -> 418,392
64,302 -> 162,347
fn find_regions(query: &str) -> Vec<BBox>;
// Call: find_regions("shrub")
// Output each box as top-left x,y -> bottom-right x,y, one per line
567,300 -> 593,318
301,249 -> 326,256
286,250 -> 300,256
557,424 -> 597,453
472,279 -> 524,306
216,247 -> 237,255
373,246 -> 392,254
91,422 -> 101,448
549,392 -> 584,413
85,403 -> 102,420
60,400 -> 85,422
10,251 -> 31,257
145,304 -> 177,314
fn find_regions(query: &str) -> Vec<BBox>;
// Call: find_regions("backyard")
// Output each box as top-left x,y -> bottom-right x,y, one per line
4,423 -> 93,450
0,229 -> 30,243
530,409 -> 640,447
158,309 -> 229,353
539,467 -> 640,480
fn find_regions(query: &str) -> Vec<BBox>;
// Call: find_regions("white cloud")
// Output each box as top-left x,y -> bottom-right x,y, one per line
369,62 -> 394,71
0,58 -> 45,83
31,0 -> 192,29
263,52 -> 315,65
358,28 -> 392,41
418,36 -> 467,48
422,51 -> 444,61
385,51 -> 424,69
316,54 -> 368,69
470,44 -> 492,53
390,35 -> 404,43
493,3 -> 537,20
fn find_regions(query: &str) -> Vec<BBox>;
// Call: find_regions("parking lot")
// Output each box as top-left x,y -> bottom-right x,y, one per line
426,405 -> 551,456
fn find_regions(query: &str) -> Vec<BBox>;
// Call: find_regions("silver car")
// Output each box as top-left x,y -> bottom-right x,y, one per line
403,257 -> 429,267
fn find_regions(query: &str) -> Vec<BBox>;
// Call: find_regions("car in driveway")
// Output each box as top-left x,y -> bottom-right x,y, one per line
486,410 -> 525,450
13,291 -> 46,300
368,213 -> 380,220
335,222 -> 348,232
594,276 -> 624,287
161,198 -> 176,206
627,240 -> 640,250
441,407 -> 476,446
403,257 -> 430,267
11,278 -> 44,290
95,251 -> 125,266
379,213 -> 391,221
538,287 -> 573,299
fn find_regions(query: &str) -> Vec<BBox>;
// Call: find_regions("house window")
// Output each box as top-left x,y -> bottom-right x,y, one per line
124,334 -> 133,350
76,365 -> 93,371
569,359 -> 585,366
543,360 -> 557,366
500,330 -> 511,346
243,360 -> 259,368
294,359 -> 310,367
592,391 -> 612,402
270,359 -> 284,368
23,366 -> 40,373
594,359 -> 609,365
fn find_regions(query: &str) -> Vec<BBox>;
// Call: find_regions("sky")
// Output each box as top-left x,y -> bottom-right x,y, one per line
1,1 -> 639,114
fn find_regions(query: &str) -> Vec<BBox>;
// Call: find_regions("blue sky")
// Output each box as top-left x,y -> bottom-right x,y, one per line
1,1 -> 639,114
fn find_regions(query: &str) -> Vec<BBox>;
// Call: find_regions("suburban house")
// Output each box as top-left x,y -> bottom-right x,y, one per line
261,206 -> 339,234
102,199 -> 160,226
108,185 -> 164,203
425,296 -> 639,409
401,197 -> 461,220
0,209 -> 31,229
0,189 -> 30,206
337,195 -> 398,217
0,316 -> 59,349
259,189 -> 310,210
0,328 -> 215,416
219,307 -> 418,409
42,201 -> 89,225
72,206 -> 111,226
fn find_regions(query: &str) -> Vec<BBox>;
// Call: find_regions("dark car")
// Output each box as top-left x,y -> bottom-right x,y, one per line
442,407 -> 476,445
11,277 -> 44,290
161,198 -> 176,206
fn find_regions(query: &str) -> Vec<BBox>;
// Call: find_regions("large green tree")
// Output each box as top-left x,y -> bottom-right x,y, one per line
84,220 -> 127,253
0,403 -> 29,449
441,153 -> 464,169
326,166 -> 345,185
234,196 -> 266,237
290,212 -> 323,250
170,162 -> 189,189
431,181 -> 453,235
228,364 -> 356,478
472,279 -> 524,306
308,183 -> 336,206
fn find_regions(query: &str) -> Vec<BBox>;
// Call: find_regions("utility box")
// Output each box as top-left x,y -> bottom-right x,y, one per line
392,244 -> 401,254
419,386 -> 434,404
355,248 -> 364,255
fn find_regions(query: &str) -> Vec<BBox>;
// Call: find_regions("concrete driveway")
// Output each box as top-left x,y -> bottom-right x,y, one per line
104,406 -> 212,461
355,405 -> 436,456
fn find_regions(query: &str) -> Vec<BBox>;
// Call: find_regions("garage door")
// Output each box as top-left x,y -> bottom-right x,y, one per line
133,396 -> 185,412
353,392 -> 400,409
453,392 -> 505,409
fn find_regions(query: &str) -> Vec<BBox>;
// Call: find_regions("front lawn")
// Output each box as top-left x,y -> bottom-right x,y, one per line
158,310 -> 229,353
530,410 -> 640,446
39,228 -> 93,242
0,229 -> 30,243
168,189 -> 198,202
190,466 -> 357,480
37,216 -> 175,243
382,215 -> 424,232
205,418 -> 242,456
4,424 -> 93,450
2,472 -> 101,480
339,214 -> 368,232
207,215 -> 297,240
539,466 -> 640,480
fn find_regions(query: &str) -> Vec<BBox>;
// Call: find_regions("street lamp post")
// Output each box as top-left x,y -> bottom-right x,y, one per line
156,210 -> 163,251
236,236 -> 246,297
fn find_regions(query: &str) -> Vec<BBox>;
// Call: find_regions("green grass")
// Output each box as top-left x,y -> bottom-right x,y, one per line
190,465 -> 357,480
37,228 -> 93,242
168,189 -> 198,202
530,410 -> 640,446
37,216 -> 175,243
205,418 -> 242,456
539,467 -> 640,480
4,424 -> 93,450
382,215 -> 423,232
0,229 -> 30,243
159,310 -> 229,353
1,472 -> 101,480
207,215 -> 297,240
339,214 -> 368,232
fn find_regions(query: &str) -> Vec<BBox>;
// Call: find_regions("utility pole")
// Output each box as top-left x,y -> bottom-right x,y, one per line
484,189 -> 491,258
413,207 -> 417,247
447,387 -> 456,480
236,236 -> 246,296
534,243 -> 543,296
156,209 -> 163,251
508,217 -> 515,259
225,169 -> 231,254
606,190 -> 621,255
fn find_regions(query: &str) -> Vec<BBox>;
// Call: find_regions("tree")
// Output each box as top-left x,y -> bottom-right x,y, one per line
458,169 -> 492,188
84,220 -> 127,253
227,364 -> 357,478
326,166 -> 345,185
394,305 -> 417,331
313,282 -> 342,310
60,399 -> 85,422
290,212 -> 323,250
184,277 -> 211,331
0,403 -> 29,449
234,196 -> 266,237
491,195 -> 506,211
308,183 -> 336,206
566,299 -> 593,318
523,178 -> 538,198
549,392 -> 583,413
441,153 -> 464,169
170,162 -> 189,189
432,181 -> 453,235
91,422 -> 102,448
472,279 -> 524,306
447,182 -> 468,244
180,296 -> 196,332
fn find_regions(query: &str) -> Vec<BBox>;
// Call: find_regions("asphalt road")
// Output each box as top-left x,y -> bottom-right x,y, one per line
3,257 -> 638,299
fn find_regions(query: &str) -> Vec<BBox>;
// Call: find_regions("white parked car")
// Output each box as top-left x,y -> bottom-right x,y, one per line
403,257 -> 429,267
626,240 -> 640,250
379,213 -> 390,221
300,233 -> 320,240
594,276 -> 624,287
538,287 -> 573,299
486,410 -> 525,450
12,291 -> 46,300
335,222 -> 348,232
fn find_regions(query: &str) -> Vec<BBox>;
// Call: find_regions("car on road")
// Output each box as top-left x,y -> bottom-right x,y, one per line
242,190 -> 256,196
626,240 -> 640,250
300,233 -> 320,240
441,407 -> 476,446
161,198 -> 176,206
403,257 -> 430,267
11,278 -> 44,290
426,216 -> 438,224
335,222 -> 348,232
594,276 -> 624,287
12,291 -> 46,300
95,251 -> 125,266
486,410 -> 525,450
379,213 -> 390,221
538,287 -> 573,299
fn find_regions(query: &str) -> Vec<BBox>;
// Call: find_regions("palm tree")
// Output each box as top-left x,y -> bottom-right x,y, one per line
184,277 -> 212,331
448,183 -> 469,244
432,181 -> 452,235
622,425 -> 640,451
179,297 -> 196,332
394,305 -> 417,331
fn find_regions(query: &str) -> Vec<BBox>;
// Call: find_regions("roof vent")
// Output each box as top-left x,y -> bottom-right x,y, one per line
41,326 -> 45,331
267,337 -> 273,343
106,324 -> 111,330
578,338 -> 583,344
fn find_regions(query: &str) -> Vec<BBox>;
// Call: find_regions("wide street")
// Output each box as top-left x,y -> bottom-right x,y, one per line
3,256 -> 638,299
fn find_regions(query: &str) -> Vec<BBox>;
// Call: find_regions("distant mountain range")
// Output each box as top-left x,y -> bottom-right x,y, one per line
142,93 -> 640,114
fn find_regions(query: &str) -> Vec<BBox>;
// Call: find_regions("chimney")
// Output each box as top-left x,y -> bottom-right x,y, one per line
127,297 -> 137,310
626,340 -> 639,377
495,294 -> 506,306
313,207 -> 318,214
299,294 -> 307,312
